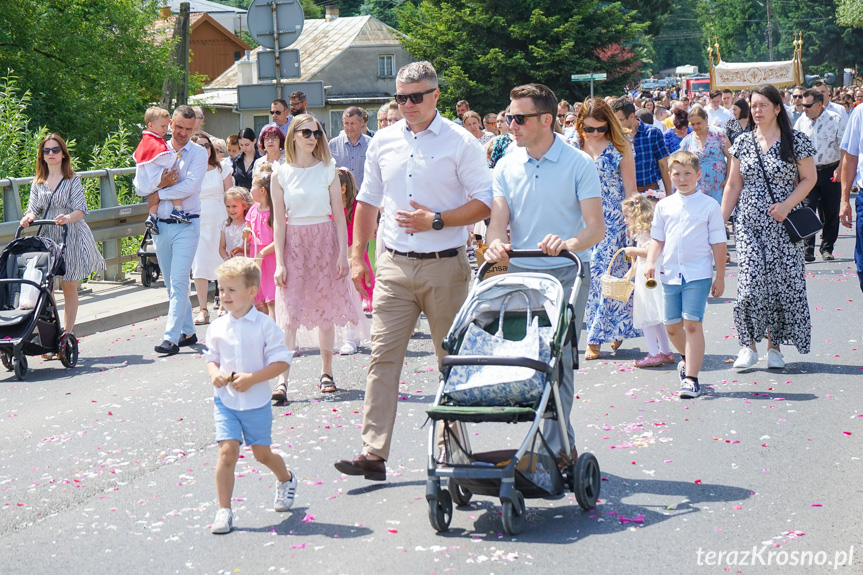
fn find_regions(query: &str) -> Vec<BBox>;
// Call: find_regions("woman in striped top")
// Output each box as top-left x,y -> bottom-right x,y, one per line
20,133 -> 106,336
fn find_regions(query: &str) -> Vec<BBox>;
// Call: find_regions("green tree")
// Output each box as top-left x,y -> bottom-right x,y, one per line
697,0 -> 767,62
837,0 -> 863,28
0,0 -> 182,160
395,0 -> 646,114
774,0 -> 863,78
360,0 -> 415,27
652,0 -> 708,73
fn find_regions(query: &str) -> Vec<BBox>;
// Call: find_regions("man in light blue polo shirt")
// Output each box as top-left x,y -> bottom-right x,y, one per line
485,83 -> 605,464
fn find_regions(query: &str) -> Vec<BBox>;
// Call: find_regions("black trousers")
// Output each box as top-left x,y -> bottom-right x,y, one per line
803,164 -> 841,254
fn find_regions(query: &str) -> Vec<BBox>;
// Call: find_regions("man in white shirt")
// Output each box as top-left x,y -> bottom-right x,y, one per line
706,90 -> 733,129
334,61 -> 493,481
722,89 -> 734,111
794,88 -> 847,261
150,105 -> 208,355
813,80 -> 848,120
839,103 -> 863,294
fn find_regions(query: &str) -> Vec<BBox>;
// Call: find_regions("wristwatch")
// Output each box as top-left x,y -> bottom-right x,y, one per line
432,212 -> 444,231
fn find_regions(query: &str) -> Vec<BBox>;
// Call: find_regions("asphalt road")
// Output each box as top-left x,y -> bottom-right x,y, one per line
1,230 -> 861,574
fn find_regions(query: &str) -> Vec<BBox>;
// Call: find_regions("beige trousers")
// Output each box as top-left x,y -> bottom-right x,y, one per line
361,249 -> 471,460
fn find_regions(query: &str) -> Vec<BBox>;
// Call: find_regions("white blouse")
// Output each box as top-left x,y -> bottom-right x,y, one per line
276,158 -> 336,223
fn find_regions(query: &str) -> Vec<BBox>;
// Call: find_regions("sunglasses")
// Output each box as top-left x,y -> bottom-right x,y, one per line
564,120 -> 576,127
299,129 -> 323,140
504,112 -> 547,125
42,146 -> 62,155
270,110 -> 282,115
393,87 -> 436,105
793,94 -> 803,99
583,125 -> 609,133
801,102 -> 818,109
200,141 -> 211,148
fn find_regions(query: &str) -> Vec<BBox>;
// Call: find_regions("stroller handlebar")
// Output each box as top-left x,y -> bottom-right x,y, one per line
15,220 -> 68,244
477,249 -> 584,282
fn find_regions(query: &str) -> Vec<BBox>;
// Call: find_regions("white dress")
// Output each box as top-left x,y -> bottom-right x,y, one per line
632,231 -> 664,328
192,165 -> 229,280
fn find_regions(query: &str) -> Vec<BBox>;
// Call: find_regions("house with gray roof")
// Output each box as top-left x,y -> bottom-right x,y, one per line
162,0 -> 247,33
191,13 -> 413,139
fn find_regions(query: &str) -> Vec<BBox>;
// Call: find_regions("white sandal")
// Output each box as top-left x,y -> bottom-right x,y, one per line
194,310 -> 210,325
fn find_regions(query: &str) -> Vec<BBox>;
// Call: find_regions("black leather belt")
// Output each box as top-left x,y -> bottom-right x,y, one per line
158,214 -> 200,224
386,246 -> 460,259
816,161 -> 840,171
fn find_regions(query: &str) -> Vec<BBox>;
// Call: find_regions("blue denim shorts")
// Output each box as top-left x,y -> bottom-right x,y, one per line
663,277 -> 711,324
213,396 -> 273,446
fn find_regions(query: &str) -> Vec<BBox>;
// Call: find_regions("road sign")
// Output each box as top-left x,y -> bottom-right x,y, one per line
257,49 -> 301,79
237,81 -> 325,111
248,0 -> 305,50
571,72 -> 607,81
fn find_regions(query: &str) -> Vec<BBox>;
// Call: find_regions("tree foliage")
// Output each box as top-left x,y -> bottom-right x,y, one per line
395,0 -> 646,115
696,0 -> 863,79
0,0 -> 181,160
837,0 -> 863,28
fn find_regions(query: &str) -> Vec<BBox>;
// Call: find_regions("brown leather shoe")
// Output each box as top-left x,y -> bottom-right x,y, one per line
334,454 -> 386,481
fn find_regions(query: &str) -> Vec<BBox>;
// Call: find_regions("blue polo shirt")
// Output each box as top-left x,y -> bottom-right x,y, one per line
493,134 -> 601,269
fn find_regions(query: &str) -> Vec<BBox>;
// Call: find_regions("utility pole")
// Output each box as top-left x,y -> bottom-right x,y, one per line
160,2 -> 191,109
766,0 -> 774,61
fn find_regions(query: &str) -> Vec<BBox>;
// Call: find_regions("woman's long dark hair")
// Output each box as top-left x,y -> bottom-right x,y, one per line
750,83 -> 794,163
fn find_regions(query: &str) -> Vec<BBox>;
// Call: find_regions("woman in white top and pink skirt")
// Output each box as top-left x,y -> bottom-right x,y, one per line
270,114 -> 360,400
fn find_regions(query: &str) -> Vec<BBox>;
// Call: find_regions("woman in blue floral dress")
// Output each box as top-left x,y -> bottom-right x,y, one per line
577,98 -> 640,360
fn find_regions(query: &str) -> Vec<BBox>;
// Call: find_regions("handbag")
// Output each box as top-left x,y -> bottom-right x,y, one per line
601,248 -> 635,302
444,291 -> 553,406
751,133 -> 822,243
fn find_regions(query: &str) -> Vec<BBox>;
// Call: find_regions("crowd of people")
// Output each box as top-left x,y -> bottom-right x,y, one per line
22,62 -> 863,534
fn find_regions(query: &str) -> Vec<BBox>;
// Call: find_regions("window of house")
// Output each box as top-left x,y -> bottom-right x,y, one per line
253,115 -> 269,134
329,111 -> 344,138
378,55 -> 394,78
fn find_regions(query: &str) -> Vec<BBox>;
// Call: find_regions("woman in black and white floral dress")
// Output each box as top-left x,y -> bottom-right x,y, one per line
721,84 -> 816,370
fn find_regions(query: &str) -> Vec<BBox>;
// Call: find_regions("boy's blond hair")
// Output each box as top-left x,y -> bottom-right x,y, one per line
216,257 -> 260,289
144,106 -> 170,125
668,150 -> 700,172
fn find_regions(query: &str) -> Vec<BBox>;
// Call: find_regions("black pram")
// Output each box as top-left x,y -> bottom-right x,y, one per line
0,220 -> 78,379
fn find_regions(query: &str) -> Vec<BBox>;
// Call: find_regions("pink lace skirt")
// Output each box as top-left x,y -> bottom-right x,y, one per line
275,220 -> 360,331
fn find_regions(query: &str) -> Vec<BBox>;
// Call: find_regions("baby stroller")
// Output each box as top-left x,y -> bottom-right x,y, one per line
425,250 -> 600,535
137,228 -> 161,287
0,220 -> 78,379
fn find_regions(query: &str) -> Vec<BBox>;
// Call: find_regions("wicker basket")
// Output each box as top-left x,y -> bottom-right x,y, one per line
600,248 -> 635,302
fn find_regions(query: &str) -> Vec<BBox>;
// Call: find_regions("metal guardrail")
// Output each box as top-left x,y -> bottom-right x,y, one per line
0,167 -> 148,281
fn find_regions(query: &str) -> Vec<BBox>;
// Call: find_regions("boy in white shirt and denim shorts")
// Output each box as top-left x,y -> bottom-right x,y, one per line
644,151 -> 727,398
205,257 -> 296,534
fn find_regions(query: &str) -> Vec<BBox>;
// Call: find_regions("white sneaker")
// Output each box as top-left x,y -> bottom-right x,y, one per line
338,341 -> 358,355
211,508 -> 233,534
733,347 -> 759,369
766,348 -> 785,369
274,472 -> 297,512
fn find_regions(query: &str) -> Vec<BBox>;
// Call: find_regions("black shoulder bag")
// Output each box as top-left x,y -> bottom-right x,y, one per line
751,133 -> 822,243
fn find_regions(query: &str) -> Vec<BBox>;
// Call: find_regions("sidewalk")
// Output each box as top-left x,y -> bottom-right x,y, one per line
55,274 -> 206,337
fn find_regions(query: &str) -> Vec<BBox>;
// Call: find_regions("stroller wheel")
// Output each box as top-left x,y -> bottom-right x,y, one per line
13,356 -> 28,380
448,477 -> 472,507
1,351 -> 12,371
574,453 -> 601,510
501,490 -> 526,535
59,333 -> 78,369
141,264 -> 153,287
428,489 -> 453,533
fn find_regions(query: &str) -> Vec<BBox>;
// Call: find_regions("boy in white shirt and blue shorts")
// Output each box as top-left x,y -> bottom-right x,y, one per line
205,257 -> 296,534
644,151 -> 727,398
